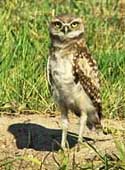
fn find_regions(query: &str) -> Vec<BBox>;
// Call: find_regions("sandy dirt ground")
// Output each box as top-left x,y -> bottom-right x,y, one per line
0,113 -> 125,169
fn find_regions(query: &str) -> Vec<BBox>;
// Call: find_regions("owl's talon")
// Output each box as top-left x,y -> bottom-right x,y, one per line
77,142 -> 81,152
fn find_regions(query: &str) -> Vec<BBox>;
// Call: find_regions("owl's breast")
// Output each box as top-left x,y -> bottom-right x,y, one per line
50,55 -> 74,85
48,52 -> 95,114
49,53 -> 78,103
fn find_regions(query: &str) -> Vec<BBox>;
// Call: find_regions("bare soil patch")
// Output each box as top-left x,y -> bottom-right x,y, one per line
0,113 -> 125,169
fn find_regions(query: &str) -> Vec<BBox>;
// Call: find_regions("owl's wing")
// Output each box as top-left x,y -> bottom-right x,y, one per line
47,56 -> 53,92
73,45 -> 102,120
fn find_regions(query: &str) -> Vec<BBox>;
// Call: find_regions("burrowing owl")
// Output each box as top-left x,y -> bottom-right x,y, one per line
47,14 -> 102,148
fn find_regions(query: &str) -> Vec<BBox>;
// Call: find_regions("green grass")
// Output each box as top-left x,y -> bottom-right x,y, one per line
0,0 -> 124,117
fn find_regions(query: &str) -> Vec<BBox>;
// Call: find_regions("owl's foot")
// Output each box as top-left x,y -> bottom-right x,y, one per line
76,141 -> 81,152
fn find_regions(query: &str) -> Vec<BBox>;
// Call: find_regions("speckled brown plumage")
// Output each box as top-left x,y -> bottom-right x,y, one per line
73,42 -> 102,121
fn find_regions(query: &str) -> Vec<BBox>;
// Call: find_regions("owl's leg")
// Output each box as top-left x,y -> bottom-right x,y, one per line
60,107 -> 69,149
78,112 -> 87,143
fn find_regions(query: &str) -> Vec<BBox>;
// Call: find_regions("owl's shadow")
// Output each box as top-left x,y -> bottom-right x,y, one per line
8,123 -> 82,151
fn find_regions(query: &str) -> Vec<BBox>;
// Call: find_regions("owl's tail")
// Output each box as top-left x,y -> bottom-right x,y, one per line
87,110 -> 102,130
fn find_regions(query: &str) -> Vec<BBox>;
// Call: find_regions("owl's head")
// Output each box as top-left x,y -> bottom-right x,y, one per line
49,14 -> 84,41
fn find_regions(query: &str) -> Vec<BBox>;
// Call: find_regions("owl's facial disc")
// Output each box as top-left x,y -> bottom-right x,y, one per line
52,20 -> 81,34
52,20 -> 70,34
50,17 -> 84,41
61,21 -> 80,34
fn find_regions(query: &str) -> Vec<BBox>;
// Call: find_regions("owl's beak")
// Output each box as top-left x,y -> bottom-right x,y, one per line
64,26 -> 68,34
62,26 -> 69,34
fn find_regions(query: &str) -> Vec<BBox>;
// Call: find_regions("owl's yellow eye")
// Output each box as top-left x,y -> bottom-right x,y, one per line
54,22 -> 62,29
71,22 -> 79,28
